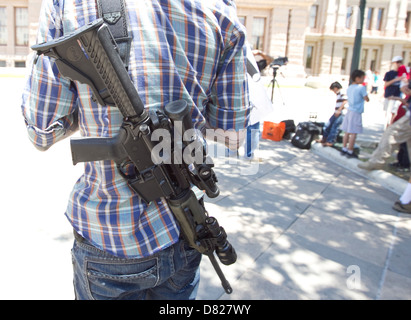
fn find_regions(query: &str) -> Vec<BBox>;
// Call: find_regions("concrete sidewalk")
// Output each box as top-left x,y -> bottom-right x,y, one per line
197,139 -> 411,300
2,73 -> 410,300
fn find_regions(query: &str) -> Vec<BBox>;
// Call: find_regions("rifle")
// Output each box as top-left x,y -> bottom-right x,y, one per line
32,19 -> 236,294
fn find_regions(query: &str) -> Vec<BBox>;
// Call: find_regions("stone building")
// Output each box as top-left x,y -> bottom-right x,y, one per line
0,0 -> 41,67
1,0 -> 411,78
236,0 -> 411,77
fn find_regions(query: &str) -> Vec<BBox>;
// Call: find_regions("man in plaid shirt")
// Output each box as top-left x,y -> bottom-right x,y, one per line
21,0 -> 250,300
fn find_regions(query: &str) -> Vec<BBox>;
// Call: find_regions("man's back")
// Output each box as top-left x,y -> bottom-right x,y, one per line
384,70 -> 401,98
22,0 -> 249,258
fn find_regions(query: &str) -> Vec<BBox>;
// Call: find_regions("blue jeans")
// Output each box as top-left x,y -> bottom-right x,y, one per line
245,122 -> 260,158
323,114 -> 344,143
71,231 -> 202,300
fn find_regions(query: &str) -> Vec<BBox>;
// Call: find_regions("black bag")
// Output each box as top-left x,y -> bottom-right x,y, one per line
311,121 -> 324,135
291,122 -> 321,150
281,119 -> 296,140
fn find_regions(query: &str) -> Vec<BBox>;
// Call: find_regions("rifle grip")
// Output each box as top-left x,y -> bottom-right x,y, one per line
70,129 -> 127,165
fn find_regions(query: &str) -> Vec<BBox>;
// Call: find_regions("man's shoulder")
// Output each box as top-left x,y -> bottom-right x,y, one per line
347,84 -> 357,91
384,70 -> 398,79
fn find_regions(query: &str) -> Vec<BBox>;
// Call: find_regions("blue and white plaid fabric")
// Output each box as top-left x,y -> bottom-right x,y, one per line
21,0 -> 250,258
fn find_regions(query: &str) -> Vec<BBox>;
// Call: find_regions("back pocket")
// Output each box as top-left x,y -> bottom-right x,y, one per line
85,257 -> 159,300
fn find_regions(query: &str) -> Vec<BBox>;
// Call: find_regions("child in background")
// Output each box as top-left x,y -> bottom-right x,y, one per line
341,70 -> 370,158
321,82 -> 347,147
371,71 -> 381,94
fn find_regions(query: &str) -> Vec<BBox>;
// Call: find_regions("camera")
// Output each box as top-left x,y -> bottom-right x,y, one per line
271,56 -> 288,67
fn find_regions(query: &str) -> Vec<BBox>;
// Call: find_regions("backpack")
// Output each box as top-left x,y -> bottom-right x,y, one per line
291,122 -> 321,150
280,119 -> 296,140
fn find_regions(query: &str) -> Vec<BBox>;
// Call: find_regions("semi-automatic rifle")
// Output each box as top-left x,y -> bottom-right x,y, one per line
32,19 -> 237,294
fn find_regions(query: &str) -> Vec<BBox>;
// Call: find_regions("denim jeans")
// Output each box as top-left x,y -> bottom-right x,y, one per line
323,114 -> 344,143
71,231 -> 202,300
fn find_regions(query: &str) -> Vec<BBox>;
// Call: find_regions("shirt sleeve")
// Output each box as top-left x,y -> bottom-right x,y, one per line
206,26 -> 250,132
21,0 -> 79,151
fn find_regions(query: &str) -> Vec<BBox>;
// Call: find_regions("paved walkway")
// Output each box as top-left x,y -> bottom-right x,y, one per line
197,139 -> 411,299
1,71 -> 410,300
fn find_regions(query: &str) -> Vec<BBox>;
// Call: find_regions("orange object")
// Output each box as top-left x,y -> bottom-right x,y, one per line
262,121 -> 286,141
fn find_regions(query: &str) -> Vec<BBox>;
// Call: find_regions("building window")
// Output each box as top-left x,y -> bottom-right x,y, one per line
309,5 -> 319,29
370,49 -> 378,71
15,7 -> 29,46
251,17 -> 266,50
0,7 -> 7,45
0,61 -> 6,67
346,6 -> 354,29
305,45 -> 314,69
376,8 -> 384,31
14,61 -> 26,68
238,16 -> 246,27
365,8 -> 374,30
341,47 -> 349,71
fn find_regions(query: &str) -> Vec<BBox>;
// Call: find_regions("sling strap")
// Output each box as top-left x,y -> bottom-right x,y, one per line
97,0 -> 132,69
246,58 -> 259,79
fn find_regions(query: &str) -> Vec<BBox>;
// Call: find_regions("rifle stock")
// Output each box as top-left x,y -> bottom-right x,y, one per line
32,19 -> 146,121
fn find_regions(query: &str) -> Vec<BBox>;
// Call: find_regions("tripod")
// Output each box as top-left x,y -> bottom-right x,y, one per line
268,66 -> 285,106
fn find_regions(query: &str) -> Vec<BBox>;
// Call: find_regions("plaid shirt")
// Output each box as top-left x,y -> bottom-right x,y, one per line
21,0 -> 249,258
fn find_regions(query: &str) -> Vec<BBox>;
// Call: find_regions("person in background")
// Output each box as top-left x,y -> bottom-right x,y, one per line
341,70 -> 369,159
357,80 -> 411,177
389,95 -> 411,173
371,71 -> 381,94
321,81 -> 348,147
226,44 -> 273,161
252,49 -> 274,73
395,56 -> 410,81
392,81 -> 411,214
365,68 -> 373,92
383,57 -> 406,129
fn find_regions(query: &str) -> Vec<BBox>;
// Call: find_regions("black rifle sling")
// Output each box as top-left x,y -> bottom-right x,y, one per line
96,0 -> 132,69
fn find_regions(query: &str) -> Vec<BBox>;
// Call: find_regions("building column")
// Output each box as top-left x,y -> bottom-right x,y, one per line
331,41 -> 344,74
335,0 -> 347,33
269,7 -> 288,59
286,7 -> 310,77
318,39 -> 333,75
28,0 -> 42,47
396,0 -> 408,37
385,0 -> 399,37
6,4 -> 14,57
